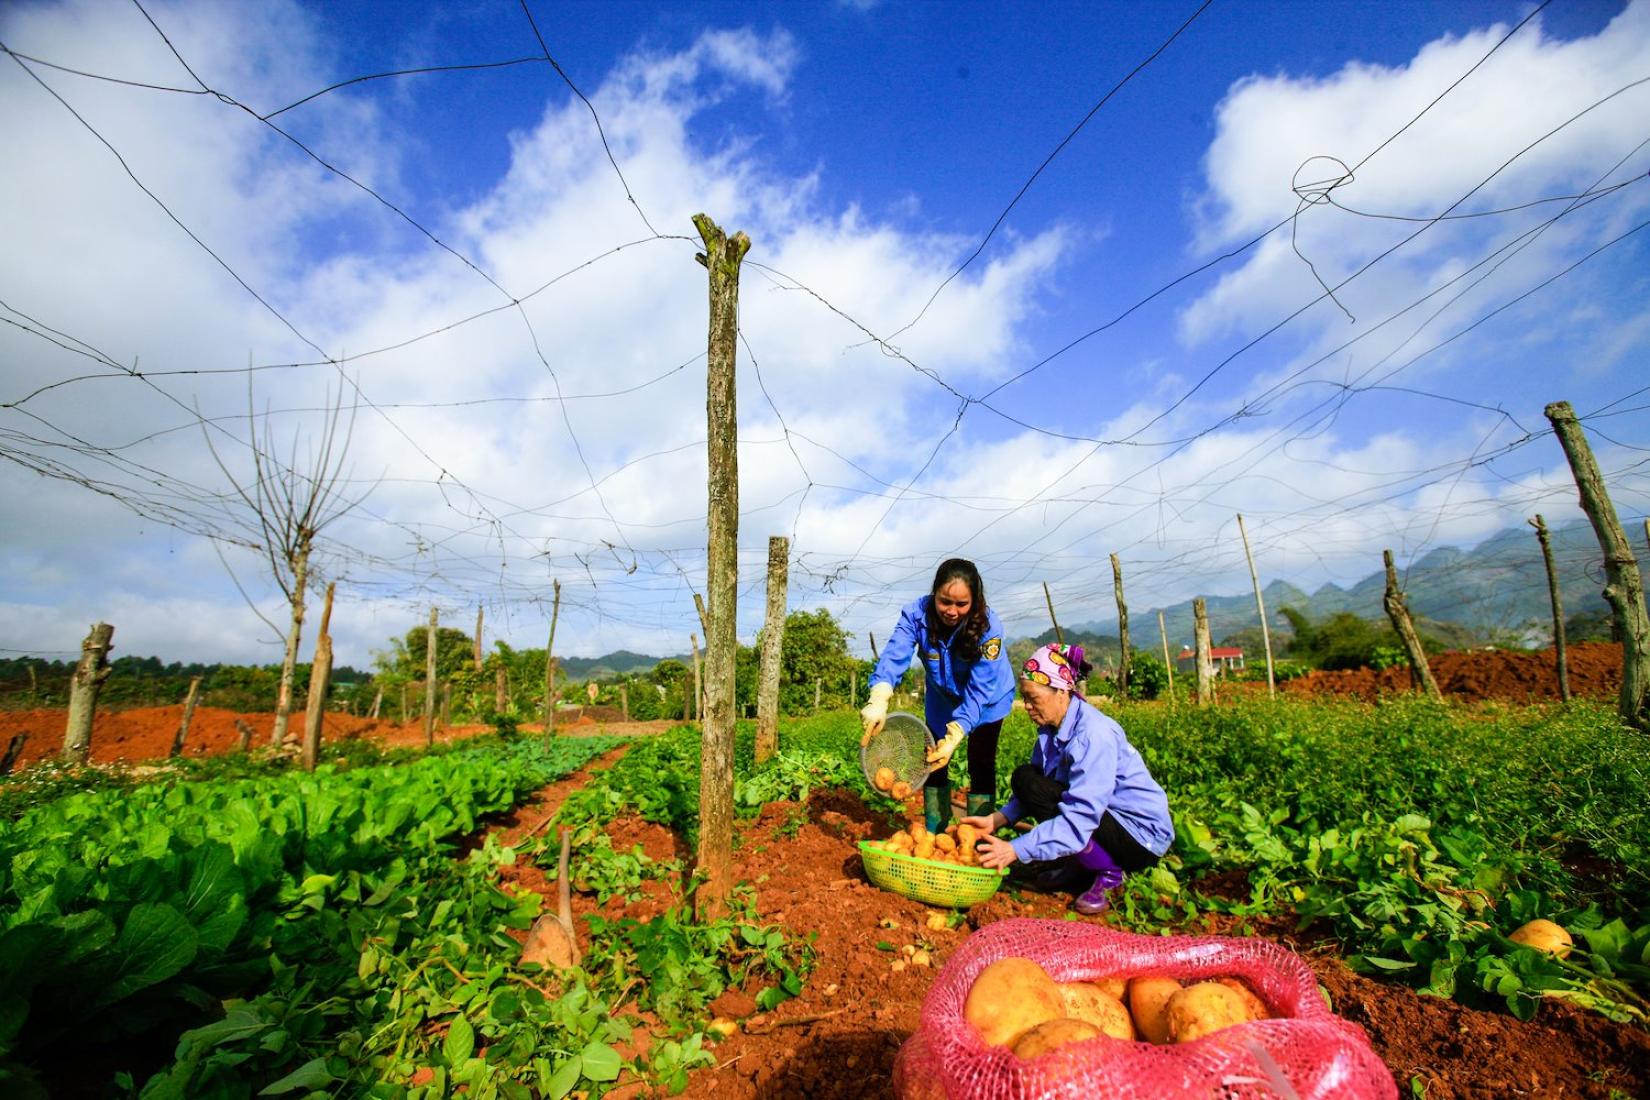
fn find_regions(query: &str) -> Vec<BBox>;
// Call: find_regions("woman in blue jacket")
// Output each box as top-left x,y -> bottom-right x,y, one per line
961,642 -> 1173,915
860,559 -> 1015,832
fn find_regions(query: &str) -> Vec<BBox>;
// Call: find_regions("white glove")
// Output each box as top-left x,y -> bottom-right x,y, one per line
860,682 -> 894,746
927,721 -> 965,771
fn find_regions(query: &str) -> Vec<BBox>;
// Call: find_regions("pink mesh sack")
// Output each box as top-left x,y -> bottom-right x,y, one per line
894,918 -> 1395,1100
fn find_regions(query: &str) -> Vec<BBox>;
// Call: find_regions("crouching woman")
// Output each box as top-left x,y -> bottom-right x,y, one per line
959,643 -> 1173,915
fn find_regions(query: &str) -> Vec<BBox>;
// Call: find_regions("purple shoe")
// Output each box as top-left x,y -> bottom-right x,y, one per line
1074,868 -> 1125,915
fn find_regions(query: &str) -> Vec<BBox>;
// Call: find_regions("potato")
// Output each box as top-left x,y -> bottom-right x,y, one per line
1055,983 -> 1134,1040
1127,977 -> 1182,1045
890,832 -> 914,852
957,822 -> 979,849
1166,982 -> 1251,1043
1509,919 -> 1573,957
935,834 -> 957,853
914,835 -> 936,860
1011,1017 -> 1101,1060
1093,977 -> 1127,1001
1213,977 -> 1270,1021
964,958 -> 1066,1048
874,766 -> 896,792
892,780 -> 913,800
909,822 -> 929,843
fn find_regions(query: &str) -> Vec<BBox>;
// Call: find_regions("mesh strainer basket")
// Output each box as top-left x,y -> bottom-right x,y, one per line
858,840 -> 1008,908
861,710 -> 934,794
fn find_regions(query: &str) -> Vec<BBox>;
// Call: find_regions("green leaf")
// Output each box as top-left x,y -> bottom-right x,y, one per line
99,902 -> 198,1006
257,1057 -> 335,1095
579,1041 -> 621,1083
443,1014 -> 475,1065
546,1056 -> 582,1099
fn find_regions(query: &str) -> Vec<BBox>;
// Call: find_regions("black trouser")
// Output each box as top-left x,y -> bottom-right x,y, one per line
1009,763 -> 1160,873
924,718 -> 1003,797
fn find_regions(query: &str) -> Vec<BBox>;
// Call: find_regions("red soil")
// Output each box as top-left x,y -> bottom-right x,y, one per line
1282,641 -> 1623,703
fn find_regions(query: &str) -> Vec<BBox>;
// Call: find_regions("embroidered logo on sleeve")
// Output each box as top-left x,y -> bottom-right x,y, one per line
983,637 -> 1002,661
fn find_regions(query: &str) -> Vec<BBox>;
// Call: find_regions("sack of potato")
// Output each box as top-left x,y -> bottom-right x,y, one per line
892,917 -> 1396,1100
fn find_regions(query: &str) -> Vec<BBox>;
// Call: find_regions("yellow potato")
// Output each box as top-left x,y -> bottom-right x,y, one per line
1055,983 -> 1135,1040
909,822 -> 929,843
892,780 -> 914,800
890,832 -> 914,852
935,834 -> 957,853
1213,977 -> 1270,1021
957,822 -> 979,849
964,958 -> 1066,1048
1509,919 -> 1573,957
1127,976 -> 1182,1045
1093,977 -> 1127,1001
914,835 -> 936,860
1166,982 -> 1251,1043
874,766 -> 896,792
1011,1017 -> 1101,1060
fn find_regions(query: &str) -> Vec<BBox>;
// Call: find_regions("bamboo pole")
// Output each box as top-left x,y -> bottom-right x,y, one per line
1382,550 -> 1443,701
171,676 -> 203,758
1109,556 -> 1131,696
1042,581 -> 1064,646
755,535 -> 789,764
693,211 -> 749,920
1192,599 -> 1213,706
1236,514 -> 1277,697
1545,401 -> 1649,730
1529,514 -> 1571,702
544,579 -> 561,741
63,622 -> 114,764
424,607 -> 438,747
1159,609 -> 1176,709
301,582 -> 336,771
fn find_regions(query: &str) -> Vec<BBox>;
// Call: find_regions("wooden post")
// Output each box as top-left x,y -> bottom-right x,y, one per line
1530,514 -> 1572,702
62,622 -> 114,764
693,211 -> 748,921
1042,581 -> 1064,646
694,592 -> 709,636
495,665 -> 507,713
543,579 -> 562,740
1,734 -> 27,776
755,535 -> 788,765
690,633 -> 702,722
27,663 -> 38,701
619,682 -> 629,721
440,682 -> 451,728
170,676 -> 203,758
1544,401 -> 1649,730
1235,514 -> 1277,697
1109,556 -> 1131,696
474,605 -> 484,670
1382,550 -> 1443,701
369,686 -> 382,719
424,607 -> 439,747
1192,599 -> 1213,706
234,718 -> 254,752
272,545 -> 309,746
301,582 -> 335,771
1159,609 -> 1176,709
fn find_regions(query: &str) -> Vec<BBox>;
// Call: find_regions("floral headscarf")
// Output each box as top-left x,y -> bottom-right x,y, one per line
1021,643 -> 1086,695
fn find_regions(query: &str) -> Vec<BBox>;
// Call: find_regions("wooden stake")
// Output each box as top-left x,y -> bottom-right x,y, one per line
369,686 -> 382,720
1530,514 -> 1571,702
544,579 -> 561,741
1192,599 -> 1214,706
1159,609 -> 1176,709
474,604 -> 484,670
1109,556 -> 1131,696
1042,581 -> 1064,646
424,607 -> 439,748
619,682 -> 629,721
62,622 -> 114,764
272,545 -> 309,746
234,718 -> 254,753
1236,514 -> 1277,697
495,665 -> 508,714
1545,401 -> 1649,730
27,663 -> 38,701
301,582 -> 336,771
1,734 -> 27,776
1382,550 -> 1443,701
694,592 -> 709,636
690,633 -> 702,722
694,211 -> 749,921
755,535 -> 789,765
171,676 -> 203,758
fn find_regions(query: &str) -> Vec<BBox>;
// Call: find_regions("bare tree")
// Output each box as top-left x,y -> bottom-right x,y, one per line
203,382 -> 369,747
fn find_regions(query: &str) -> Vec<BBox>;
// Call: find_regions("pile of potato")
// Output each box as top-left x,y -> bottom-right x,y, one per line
866,819 -> 985,867
964,956 -> 1272,1059
872,766 -> 916,801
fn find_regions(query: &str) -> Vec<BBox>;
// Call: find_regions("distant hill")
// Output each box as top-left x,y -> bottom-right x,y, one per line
1040,519 -> 1648,651
557,650 -> 666,679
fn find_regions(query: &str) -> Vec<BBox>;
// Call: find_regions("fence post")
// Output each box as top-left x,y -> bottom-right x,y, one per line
1109,556 -> 1131,696
756,535 -> 788,764
474,605 -> 484,670
1236,514 -> 1277,697
1529,514 -> 1571,702
424,607 -> 439,747
1544,401 -> 1649,730
28,663 -> 38,702
1382,550 -> 1443,701
693,211 -> 749,921
619,682 -> 629,721
62,622 -> 114,764
234,718 -> 254,752
1159,609 -> 1176,709
1192,599 -> 1213,706
1042,581 -> 1064,646
495,665 -> 507,714
302,582 -> 336,771
544,579 -> 561,741
171,675 -> 203,758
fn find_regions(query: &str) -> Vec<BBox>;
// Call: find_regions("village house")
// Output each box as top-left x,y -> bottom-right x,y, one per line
1175,646 -> 1245,674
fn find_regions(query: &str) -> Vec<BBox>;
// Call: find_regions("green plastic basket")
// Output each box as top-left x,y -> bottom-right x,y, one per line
858,840 -> 1007,908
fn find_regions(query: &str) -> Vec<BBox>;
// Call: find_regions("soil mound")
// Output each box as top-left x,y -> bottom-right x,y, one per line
1282,641 -> 1621,703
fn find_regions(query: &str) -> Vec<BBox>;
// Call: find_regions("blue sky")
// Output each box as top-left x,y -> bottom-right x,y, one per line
2,0 -> 1647,666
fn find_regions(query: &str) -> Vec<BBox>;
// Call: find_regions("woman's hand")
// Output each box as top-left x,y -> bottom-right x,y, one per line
974,832 -> 1018,870
959,812 -> 1007,833
926,721 -> 965,770
859,682 -> 893,746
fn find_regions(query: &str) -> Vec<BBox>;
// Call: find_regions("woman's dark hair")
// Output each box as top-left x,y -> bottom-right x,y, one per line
928,558 -> 990,659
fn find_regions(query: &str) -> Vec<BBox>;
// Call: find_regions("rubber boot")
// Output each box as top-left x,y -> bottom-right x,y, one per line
1074,838 -> 1126,915
924,779 -> 952,834
966,792 -> 995,819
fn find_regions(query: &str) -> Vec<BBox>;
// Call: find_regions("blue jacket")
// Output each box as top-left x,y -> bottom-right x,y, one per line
870,597 -> 1015,733
1000,696 -> 1173,862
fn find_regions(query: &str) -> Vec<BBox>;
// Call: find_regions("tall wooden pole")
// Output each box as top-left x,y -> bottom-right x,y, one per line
302,582 -> 335,771
543,579 -> 561,740
619,682 -> 629,721
1545,401 -> 1649,730
62,622 -> 114,764
495,665 -> 508,714
171,676 -> 203,758
1382,550 -> 1443,701
690,633 -> 702,722
1042,581 -> 1064,646
424,607 -> 439,747
756,535 -> 788,764
1192,600 -> 1214,706
1529,514 -> 1571,702
1109,556 -> 1131,696
694,592 -> 709,636
474,605 -> 484,670
1159,609 -> 1176,709
1235,514 -> 1277,698
694,211 -> 748,921
272,545 -> 309,746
